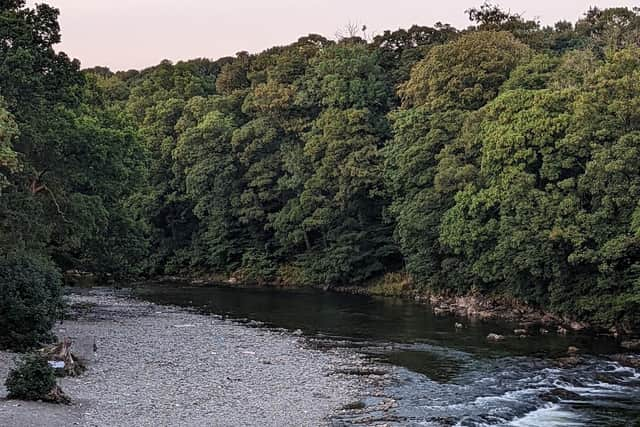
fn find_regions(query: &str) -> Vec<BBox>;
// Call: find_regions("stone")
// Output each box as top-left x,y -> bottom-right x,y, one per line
486,333 -> 505,342
541,314 -> 557,325
610,354 -> 640,368
567,346 -> 579,354
341,401 -> 366,411
539,388 -> 582,403
554,356 -> 582,368
569,321 -> 588,331
621,339 -> 640,351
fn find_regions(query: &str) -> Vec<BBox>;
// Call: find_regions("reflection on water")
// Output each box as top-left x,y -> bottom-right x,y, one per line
133,283 -> 640,426
380,350 -> 465,383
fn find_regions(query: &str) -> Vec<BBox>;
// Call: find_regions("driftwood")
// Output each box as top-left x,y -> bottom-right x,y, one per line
40,337 -> 86,377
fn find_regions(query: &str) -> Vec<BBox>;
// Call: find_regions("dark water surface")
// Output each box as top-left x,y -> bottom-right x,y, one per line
133,283 -> 640,426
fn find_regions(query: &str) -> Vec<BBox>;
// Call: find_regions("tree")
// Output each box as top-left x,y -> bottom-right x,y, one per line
466,2 -> 544,49
271,43 -> 398,285
399,31 -> 530,110
387,31 -> 530,290
0,253 -> 62,351
576,7 -> 640,55
439,89 -> 576,302
371,24 -> 458,88
173,96 -> 245,271
0,104 -> 19,193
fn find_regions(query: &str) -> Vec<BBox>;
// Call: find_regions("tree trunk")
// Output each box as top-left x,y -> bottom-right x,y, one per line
41,337 -> 86,377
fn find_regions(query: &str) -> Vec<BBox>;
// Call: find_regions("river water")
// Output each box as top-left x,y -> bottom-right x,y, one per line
133,283 -> 640,426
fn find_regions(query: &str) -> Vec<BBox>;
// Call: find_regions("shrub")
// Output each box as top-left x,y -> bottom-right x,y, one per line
0,253 -> 63,351
240,249 -> 277,284
5,353 -> 57,401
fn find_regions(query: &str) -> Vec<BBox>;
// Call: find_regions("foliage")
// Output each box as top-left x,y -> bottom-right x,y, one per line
5,353 -> 57,401
0,253 -> 62,351
240,249 -> 277,284
398,31 -> 530,110
2,0 -> 640,331
0,103 -> 19,192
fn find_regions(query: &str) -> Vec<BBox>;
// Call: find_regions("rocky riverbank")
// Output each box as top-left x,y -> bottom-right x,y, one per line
0,289 -> 389,426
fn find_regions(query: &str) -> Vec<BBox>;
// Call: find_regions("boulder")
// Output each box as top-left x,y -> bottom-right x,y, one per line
610,354 -> 640,368
569,321 -> 588,331
567,346 -> 579,355
554,356 -> 583,368
487,333 -> 505,342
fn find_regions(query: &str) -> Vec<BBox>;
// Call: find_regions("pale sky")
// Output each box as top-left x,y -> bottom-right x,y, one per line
27,1 -> 640,71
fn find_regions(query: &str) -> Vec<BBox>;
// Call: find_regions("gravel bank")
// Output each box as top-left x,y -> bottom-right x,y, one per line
0,289 -> 375,426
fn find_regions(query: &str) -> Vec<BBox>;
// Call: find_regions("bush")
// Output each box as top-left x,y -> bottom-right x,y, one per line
240,249 -> 277,284
5,353 -> 57,401
0,253 -> 63,351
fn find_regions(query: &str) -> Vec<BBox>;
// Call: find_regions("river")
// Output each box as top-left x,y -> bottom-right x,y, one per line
133,283 -> 640,426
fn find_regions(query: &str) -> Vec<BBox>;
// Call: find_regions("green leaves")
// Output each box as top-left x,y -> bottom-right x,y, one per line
0,104 -> 19,192
399,31 -> 530,110
3,1 -> 634,331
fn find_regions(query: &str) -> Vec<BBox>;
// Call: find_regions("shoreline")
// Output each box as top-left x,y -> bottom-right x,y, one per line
0,289 -> 389,426
137,274 -> 636,339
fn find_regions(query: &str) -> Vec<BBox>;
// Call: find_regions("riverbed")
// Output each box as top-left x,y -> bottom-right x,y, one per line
134,282 -> 640,426
0,289 -> 378,426
1,284 -> 638,426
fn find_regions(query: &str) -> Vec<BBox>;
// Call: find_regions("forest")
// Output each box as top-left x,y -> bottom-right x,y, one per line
2,0 -> 640,352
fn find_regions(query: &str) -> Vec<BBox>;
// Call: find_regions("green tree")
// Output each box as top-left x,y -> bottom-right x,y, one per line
0,104 -> 19,192
271,43 -> 398,285
173,95 -> 245,271
439,89 -> 576,302
399,31 -> 530,110
0,253 -> 62,351
387,31 -> 530,289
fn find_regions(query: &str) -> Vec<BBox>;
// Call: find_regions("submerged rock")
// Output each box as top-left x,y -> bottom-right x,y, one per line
610,353 -> 640,368
594,372 -> 626,384
554,356 -> 583,368
539,388 -> 583,403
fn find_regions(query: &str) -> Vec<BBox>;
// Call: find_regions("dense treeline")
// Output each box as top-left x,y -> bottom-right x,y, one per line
2,1 -> 640,347
0,0 -> 145,349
